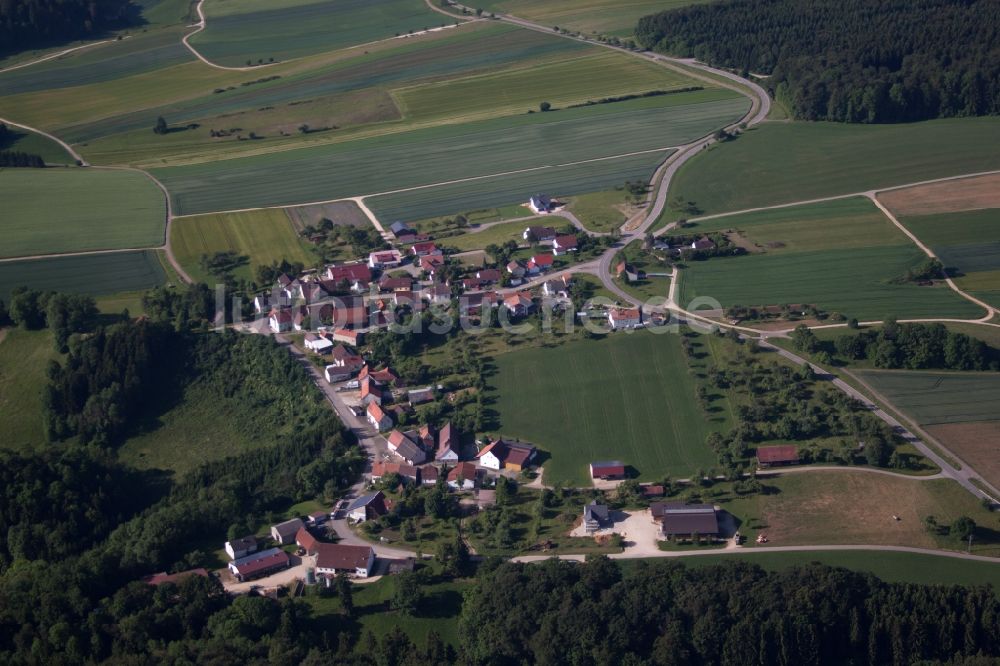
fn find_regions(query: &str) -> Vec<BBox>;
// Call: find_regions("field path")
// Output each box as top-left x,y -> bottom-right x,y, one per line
181,0 -> 276,71
0,116 -> 88,166
0,37 -> 127,74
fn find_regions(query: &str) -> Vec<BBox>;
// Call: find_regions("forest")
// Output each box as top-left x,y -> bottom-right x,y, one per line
635,0 -> 1000,123
0,0 -> 137,53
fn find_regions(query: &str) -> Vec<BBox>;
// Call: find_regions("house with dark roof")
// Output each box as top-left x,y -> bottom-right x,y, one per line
270,518 -> 305,545
225,536 -> 258,560
552,234 -> 578,256
528,194 -> 555,215
408,386 -> 435,405
590,461 -> 626,480
756,444 -> 799,467
345,491 -> 389,522
583,500 -> 610,533
420,465 -> 439,485
651,503 -> 720,540
228,547 -> 290,581
523,225 -> 557,242
436,422 -> 460,462
447,462 -> 480,489
389,221 -> 412,237
316,543 -> 375,578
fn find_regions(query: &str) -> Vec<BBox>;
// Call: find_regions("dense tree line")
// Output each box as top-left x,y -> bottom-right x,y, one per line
462,557 -> 1000,665
635,0 -> 1000,123
0,151 -> 45,167
0,0 -> 136,54
7,287 -> 99,350
835,321 -> 999,370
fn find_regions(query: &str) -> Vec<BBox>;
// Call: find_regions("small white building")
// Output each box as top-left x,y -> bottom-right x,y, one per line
304,333 -> 334,354
368,249 -> 403,269
269,308 -> 293,333
224,536 -> 258,560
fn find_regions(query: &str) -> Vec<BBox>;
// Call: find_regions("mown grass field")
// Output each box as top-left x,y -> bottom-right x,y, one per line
665,118 -> 1000,218
170,209 -> 315,283
854,370 -> 1000,425
190,0 -> 446,66
368,150 -> 670,222
154,91 -> 745,215
667,550 -> 1000,587
676,199 -> 987,321
477,0 -> 713,36
0,251 -> 166,300
490,330 -> 719,485
0,328 -> 57,453
0,169 -> 165,257
567,188 -> 639,233
439,218 -> 543,252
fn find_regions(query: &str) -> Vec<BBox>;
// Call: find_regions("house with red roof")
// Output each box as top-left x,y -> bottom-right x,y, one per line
326,262 -> 372,290
371,460 -> 420,484
368,249 -> 403,269
609,307 -> 641,330
410,241 -> 438,257
366,402 -> 392,431
590,460 -> 626,480
503,292 -> 535,317
447,462 -> 481,489
315,543 -> 375,578
228,548 -> 290,582
756,445 -> 799,467
268,308 -> 293,333
476,439 -> 536,471
142,568 -> 209,586
420,253 -> 446,275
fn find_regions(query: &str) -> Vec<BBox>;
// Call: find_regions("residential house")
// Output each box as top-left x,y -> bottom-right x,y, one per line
420,465 -> 439,485
528,194 -> 555,215
651,502 -> 720,539
295,526 -> 318,553
691,238 -> 716,251
253,293 -> 271,314
756,445 -> 800,467
332,328 -> 363,346
268,308 -> 293,333
552,235 -> 578,256
476,439 -> 536,471
362,365 -> 402,387
417,424 -> 436,450
523,225 -> 557,242
436,422 -> 460,462
477,268 -> 502,284
330,344 -> 364,371
143,569 -> 209,586
396,232 -> 430,245
360,378 -> 384,406
459,291 -> 500,316
315,543 -> 375,578
609,307 -> 642,330
379,276 -> 413,293
368,249 -> 403,269
270,518 -> 305,545
506,260 -> 526,278
326,262 -> 372,291
410,241 -> 438,257
590,461 -> 627,480
304,333 -> 334,354
447,462 -> 480,489
345,491 -> 389,522
422,282 -> 451,305
420,253 -> 446,276
530,253 -> 554,271
371,460 -> 419,485
228,548 -> 290,581
307,510 -> 328,526
225,536 -> 258,560
366,402 -> 392,431
616,262 -> 644,282
408,386 -> 435,405
389,221 -> 412,238
330,295 -> 368,329
542,277 -> 570,299
583,500 -> 611,533
387,430 -> 427,465
503,292 -> 534,317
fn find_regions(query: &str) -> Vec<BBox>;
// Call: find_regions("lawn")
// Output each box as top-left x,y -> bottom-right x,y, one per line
0,169 -> 165,258
477,0 -> 715,36
438,218 -> 543,252
190,0 -> 446,67
154,90 -> 746,215
0,251 -> 166,300
169,209 -> 316,283
665,117 -> 1000,218
490,330 -> 719,485
0,328 -> 58,453
1,127 -> 75,164
567,188 -> 640,233
854,370 -> 1000,426
665,550 -> 1000,588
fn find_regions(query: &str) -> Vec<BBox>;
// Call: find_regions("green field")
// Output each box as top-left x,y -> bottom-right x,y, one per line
854,370 -> 1000,425
0,251 -> 166,300
0,169 -> 165,257
1,127 -> 75,164
676,199 -> 987,321
368,150 -> 670,222
170,209 -> 315,283
154,91 -> 745,215
567,189 -> 636,233
666,118 -> 1000,218
0,328 -> 57,453
477,0 -> 713,36
491,330 -> 719,485
190,0 -> 446,67
665,550 -> 1000,588
440,219 -> 542,252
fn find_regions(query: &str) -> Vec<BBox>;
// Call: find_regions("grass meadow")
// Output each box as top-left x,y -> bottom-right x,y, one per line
490,330 -> 719,485
0,328 -> 57,453
666,117 -> 1000,218
0,169 -> 165,257
155,92 -> 744,215
676,199 -> 987,321
190,0 -> 445,66
170,209 -> 316,283
0,251 -> 166,300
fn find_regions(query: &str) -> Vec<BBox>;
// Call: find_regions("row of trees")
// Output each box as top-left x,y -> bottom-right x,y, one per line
4,287 -> 99,350
635,0 -> 1000,122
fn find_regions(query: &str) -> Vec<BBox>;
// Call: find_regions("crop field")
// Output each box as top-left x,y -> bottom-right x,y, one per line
155,92 -> 745,215
368,149 -> 671,222
0,329 -> 57,453
285,200 -> 371,230
671,550 -> 1000,588
0,251 -> 166,300
477,0 -> 713,36
666,118 -> 1000,218
190,0 -> 446,67
0,127 -> 74,164
879,172 -> 1000,217
490,330 -> 719,485
170,209 -> 315,283
854,370 -> 1000,426
0,169 -> 165,257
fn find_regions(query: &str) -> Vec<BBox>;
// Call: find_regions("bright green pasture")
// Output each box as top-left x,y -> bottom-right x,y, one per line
854,370 -> 1000,425
394,50 -> 693,122
678,246 -> 987,321
0,328 -> 58,453
690,197 -> 902,252
0,251 -> 166,300
477,0 -> 714,36
439,218 -> 545,252
367,150 -> 670,222
666,118 -> 1000,218
190,0 -> 445,66
154,92 -> 746,215
0,127 -> 74,164
0,168 -> 165,257
665,550 -> 1000,588
170,209 -> 315,283
491,330 -> 718,485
